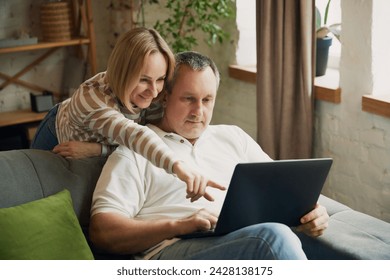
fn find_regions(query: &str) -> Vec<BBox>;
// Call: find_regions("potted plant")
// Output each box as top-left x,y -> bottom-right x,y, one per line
113,0 -> 234,53
315,0 -> 341,76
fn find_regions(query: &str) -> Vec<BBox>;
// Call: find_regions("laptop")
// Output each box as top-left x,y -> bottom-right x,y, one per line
179,158 -> 333,239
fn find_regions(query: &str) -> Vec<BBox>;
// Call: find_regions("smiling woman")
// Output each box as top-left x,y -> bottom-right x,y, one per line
31,27 -> 175,160
130,52 -> 168,109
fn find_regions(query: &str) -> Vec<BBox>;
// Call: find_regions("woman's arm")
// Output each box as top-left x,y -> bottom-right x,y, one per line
67,83 -> 224,200
53,141 -> 115,158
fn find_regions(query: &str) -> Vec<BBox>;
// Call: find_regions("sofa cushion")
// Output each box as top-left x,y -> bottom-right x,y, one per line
322,210 -> 390,259
0,149 -> 44,207
0,149 -> 106,229
0,189 -> 94,260
318,194 -> 351,215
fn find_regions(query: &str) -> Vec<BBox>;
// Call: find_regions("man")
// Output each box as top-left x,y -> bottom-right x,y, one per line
90,51 -> 329,260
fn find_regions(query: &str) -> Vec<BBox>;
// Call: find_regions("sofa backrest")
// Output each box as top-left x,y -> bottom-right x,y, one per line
0,149 -> 106,228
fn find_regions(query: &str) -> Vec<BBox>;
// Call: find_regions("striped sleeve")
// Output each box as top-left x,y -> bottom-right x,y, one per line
60,77 -> 179,174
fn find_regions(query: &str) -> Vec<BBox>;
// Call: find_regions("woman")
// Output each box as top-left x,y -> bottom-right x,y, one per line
31,27 -> 224,201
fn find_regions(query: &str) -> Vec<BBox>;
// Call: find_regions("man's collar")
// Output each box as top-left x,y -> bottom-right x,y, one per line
147,124 -> 210,145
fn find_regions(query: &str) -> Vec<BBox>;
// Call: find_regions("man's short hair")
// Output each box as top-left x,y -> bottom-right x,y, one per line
165,51 -> 220,94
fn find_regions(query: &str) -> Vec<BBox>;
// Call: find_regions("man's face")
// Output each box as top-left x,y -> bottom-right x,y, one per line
161,66 -> 217,144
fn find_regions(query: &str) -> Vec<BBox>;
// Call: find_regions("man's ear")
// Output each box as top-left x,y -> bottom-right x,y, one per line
161,91 -> 168,107
154,90 -> 167,105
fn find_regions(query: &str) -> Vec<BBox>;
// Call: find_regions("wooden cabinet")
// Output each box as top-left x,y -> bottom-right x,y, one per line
0,0 -> 97,149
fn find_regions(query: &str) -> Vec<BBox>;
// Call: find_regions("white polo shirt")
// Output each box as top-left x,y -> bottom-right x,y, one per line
91,124 -> 272,258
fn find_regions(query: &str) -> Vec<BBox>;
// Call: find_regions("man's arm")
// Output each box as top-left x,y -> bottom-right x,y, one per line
89,209 -> 217,255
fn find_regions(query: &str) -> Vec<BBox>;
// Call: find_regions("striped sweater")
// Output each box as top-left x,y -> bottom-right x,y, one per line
56,72 -> 178,173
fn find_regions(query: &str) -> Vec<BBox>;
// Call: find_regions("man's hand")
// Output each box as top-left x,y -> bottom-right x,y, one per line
172,161 -> 226,202
175,209 -> 218,236
295,203 -> 329,237
53,141 -> 102,159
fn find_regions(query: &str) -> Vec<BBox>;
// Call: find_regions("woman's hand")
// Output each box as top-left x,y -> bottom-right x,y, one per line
172,161 -> 226,202
53,141 -> 102,159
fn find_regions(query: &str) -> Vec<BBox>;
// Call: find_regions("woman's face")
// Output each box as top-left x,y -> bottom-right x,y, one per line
127,52 -> 168,109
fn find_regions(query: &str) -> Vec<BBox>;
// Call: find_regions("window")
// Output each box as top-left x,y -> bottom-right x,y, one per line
235,0 -> 341,70
371,0 -> 390,98
316,0 -> 342,70
235,0 -> 256,66
232,1 -> 341,103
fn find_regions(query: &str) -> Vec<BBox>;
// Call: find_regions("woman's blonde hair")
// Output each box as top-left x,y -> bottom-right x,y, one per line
106,27 -> 175,110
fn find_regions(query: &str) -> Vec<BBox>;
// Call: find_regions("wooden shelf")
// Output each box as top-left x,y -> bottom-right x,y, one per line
0,38 -> 91,54
228,65 -> 256,84
228,65 -> 342,103
314,85 -> 341,103
0,0 -> 96,149
227,66 -> 390,118
0,0 -> 96,135
314,69 -> 341,103
362,95 -> 390,118
0,109 -> 47,128
0,0 -> 96,94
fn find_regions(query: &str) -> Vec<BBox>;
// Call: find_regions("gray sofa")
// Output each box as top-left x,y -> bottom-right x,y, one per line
0,149 -> 389,259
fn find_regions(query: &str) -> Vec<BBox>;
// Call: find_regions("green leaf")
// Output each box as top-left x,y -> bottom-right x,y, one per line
151,0 -> 234,52
324,0 -> 331,25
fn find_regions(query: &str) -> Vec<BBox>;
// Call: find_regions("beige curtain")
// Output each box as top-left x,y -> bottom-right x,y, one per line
256,0 -> 315,159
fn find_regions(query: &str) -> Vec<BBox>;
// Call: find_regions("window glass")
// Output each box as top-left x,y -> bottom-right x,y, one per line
236,0 -> 256,66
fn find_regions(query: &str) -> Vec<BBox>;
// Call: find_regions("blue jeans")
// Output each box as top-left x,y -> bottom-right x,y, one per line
30,104 -> 59,150
151,223 -> 307,260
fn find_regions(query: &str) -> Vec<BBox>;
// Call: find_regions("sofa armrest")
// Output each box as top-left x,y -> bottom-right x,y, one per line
297,195 -> 390,259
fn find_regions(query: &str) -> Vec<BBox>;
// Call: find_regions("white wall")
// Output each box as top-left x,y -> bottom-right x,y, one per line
314,0 -> 390,222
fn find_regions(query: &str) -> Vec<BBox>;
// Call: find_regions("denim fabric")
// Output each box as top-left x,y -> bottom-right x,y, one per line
151,223 -> 307,260
30,104 -> 59,150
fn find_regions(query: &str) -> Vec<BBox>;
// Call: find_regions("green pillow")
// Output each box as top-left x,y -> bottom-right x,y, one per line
0,189 -> 94,260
